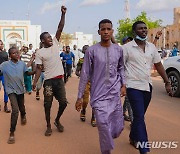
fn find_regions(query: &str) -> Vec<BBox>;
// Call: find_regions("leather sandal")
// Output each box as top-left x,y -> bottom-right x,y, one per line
4,106 -> 11,113
91,119 -> 97,127
80,110 -> 86,122
7,135 -> 15,144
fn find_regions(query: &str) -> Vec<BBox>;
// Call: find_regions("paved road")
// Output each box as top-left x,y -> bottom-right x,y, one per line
0,76 -> 179,154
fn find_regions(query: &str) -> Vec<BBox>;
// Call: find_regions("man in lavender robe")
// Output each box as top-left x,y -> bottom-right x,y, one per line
75,19 -> 126,154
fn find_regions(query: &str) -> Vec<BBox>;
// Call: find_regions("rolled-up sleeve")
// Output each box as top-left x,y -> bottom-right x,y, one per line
35,51 -> 42,65
153,45 -> 161,64
77,49 -> 92,98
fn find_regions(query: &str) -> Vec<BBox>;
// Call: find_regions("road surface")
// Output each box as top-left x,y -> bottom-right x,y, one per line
0,76 -> 179,154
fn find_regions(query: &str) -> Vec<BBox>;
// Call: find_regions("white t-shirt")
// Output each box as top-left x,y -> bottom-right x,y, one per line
35,37 -> 64,80
72,49 -> 84,66
28,49 -> 34,55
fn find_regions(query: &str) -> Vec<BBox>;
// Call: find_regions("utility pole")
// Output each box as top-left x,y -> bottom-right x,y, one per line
10,11 -> 14,20
124,0 -> 130,19
26,0 -> 30,20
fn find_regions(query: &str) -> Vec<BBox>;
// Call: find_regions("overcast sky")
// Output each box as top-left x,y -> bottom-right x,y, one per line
1,0 -> 180,36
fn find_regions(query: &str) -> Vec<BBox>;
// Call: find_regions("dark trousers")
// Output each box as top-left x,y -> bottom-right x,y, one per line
43,78 -> 67,127
127,85 -> 152,154
8,93 -> 26,132
62,62 -> 67,83
66,64 -> 72,78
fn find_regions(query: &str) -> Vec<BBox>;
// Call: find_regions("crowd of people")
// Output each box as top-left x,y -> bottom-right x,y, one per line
0,5 -> 176,154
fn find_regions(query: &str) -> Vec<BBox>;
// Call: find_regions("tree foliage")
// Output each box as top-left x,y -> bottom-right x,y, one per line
60,32 -> 73,46
116,12 -> 162,44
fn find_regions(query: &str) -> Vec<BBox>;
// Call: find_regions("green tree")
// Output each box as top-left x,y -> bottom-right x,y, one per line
93,40 -> 98,45
116,12 -> 162,44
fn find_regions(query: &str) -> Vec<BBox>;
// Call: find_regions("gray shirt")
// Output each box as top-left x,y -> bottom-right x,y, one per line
0,60 -> 28,95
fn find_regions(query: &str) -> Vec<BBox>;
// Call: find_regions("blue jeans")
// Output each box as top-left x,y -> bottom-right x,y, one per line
0,75 -> 8,103
127,84 -> 152,154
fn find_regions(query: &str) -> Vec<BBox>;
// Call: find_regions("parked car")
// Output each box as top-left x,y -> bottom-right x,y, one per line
163,56 -> 180,97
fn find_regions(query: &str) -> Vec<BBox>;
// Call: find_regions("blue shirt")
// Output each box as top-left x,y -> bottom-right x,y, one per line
171,47 -> 179,57
0,60 -> 28,95
60,52 -> 75,65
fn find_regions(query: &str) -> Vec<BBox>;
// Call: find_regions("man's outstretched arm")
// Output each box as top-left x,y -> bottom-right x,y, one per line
56,6 -> 67,41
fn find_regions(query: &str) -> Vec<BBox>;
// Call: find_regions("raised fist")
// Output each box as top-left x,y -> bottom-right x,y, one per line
61,6 -> 67,14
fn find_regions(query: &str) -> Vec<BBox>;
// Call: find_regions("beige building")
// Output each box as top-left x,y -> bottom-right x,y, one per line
148,7 -> 180,50
0,20 -> 41,50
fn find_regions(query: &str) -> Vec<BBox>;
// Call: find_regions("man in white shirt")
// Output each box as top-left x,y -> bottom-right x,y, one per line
72,45 -> 84,67
123,21 -> 173,154
33,6 -> 67,137
28,44 -> 34,55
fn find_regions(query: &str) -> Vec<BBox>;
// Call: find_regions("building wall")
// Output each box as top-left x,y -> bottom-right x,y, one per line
0,20 -> 41,50
70,32 -> 93,50
148,7 -> 180,50
174,7 -> 180,24
28,25 -> 41,49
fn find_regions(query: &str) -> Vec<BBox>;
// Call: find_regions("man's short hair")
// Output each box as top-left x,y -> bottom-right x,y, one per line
8,46 -> 17,55
99,19 -> 113,29
122,36 -> 133,44
40,32 -> 49,41
29,43 -> 32,46
132,21 -> 146,31
83,45 -> 89,48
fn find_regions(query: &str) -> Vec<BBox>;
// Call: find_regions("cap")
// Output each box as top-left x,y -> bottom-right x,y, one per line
122,36 -> 133,44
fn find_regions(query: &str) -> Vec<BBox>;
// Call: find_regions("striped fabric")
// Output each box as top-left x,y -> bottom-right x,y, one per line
21,52 -> 32,65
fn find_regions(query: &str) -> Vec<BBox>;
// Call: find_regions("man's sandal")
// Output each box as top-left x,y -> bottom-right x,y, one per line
7,136 -> 15,144
54,121 -> 64,132
4,106 -> 11,113
36,95 -> 40,100
91,119 -> 97,127
80,110 -> 86,122
44,127 -> 52,136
